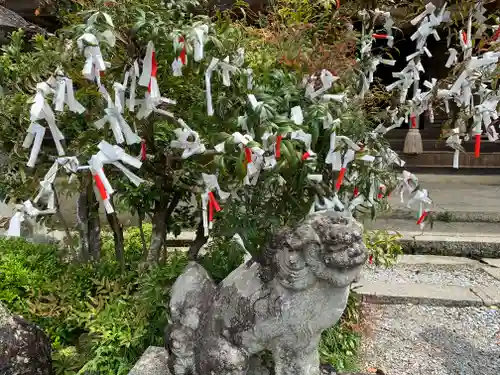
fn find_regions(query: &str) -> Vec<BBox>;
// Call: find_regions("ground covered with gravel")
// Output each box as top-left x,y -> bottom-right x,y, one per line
361,304 -> 500,375
361,263 -> 500,289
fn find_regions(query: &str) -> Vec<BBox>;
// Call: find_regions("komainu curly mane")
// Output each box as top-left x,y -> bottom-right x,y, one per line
259,212 -> 364,285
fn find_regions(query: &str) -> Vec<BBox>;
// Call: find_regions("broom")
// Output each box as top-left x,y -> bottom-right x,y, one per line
403,114 -> 423,154
403,80 -> 423,154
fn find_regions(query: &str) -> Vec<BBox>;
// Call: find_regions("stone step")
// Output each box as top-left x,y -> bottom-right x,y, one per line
354,255 -> 500,307
166,231 -> 196,246
380,208 -> 500,223
365,218 -> 500,258
170,219 -> 500,258
400,151 -> 500,169
383,173 -> 500,223
366,218 -> 500,234
389,139 -> 500,153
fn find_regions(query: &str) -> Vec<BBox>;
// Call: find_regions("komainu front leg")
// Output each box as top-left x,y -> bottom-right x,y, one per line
272,335 -> 321,375
198,337 -> 249,375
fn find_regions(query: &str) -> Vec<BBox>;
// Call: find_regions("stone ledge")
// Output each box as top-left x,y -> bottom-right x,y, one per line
382,208 -> 500,223
399,232 -> 500,241
397,151 -> 500,169
353,280 -> 485,307
396,254 -> 479,266
482,258 -> 500,268
470,285 -> 500,307
165,230 -> 500,259
399,237 -> 500,258
480,266 -> 500,282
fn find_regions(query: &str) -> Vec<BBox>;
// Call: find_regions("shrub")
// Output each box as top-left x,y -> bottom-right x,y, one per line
0,223 -> 399,373
364,229 -> 403,267
0,233 -> 186,375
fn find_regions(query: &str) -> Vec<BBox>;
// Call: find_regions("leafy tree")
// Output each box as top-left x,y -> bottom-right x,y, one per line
4,0 -> 499,373
0,0 -> 406,267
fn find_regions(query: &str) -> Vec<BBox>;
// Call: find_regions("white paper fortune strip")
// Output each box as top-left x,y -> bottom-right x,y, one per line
170,122 -> 206,158
30,82 -> 65,157
205,58 -> 219,116
201,173 -> 231,236
53,75 -> 86,114
77,33 -> 107,84
23,123 -> 46,168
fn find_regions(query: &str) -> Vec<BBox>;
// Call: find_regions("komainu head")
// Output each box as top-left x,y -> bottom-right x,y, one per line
260,210 -> 368,290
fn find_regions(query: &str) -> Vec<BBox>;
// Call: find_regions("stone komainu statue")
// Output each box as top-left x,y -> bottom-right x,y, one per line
167,210 -> 368,375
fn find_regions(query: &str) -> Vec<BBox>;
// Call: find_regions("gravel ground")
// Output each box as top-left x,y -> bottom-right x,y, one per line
361,304 -> 500,375
361,263 -> 500,289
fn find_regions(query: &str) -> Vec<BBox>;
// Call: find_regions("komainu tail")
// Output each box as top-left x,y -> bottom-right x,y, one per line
167,262 -> 216,375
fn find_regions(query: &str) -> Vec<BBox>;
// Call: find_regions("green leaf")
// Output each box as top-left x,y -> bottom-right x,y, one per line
101,30 -> 116,47
282,140 -> 298,167
235,150 -> 246,180
311,122 -> 320,149
101,12 -> 115,28
87,12 -> 99,26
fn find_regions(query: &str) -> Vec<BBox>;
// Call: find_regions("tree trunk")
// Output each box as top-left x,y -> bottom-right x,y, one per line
76,179 -> 90,262
187,218 -> 208,261
148,199 -> 168,264
105,198 -> 125,271
161,231 -> 168,264
76,174 -> 101,262
147,192 -> 182,264
52,184 -> 75,255
138,209 -> 148,259
87,178 -> 101,260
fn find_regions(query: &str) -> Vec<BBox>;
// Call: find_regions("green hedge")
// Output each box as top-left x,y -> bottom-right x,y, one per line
0,229 -> 362,374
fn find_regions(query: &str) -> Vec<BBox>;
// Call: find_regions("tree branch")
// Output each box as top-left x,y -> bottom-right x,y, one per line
52,183 -> 75,254
187,218 -> 208,261
138,208 -> 148,259
165,192 -> 181,223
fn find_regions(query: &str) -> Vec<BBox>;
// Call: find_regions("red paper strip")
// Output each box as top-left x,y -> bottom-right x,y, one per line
244,147 -> 252,163
276,135 -> 283,159
148,51 -> 158,93
140,140 -> 147,161
179,36 -> 187,65
369,255 -> 373,264
462,31 -> 468,45
372,34 -> 388,39
208,191 -> 221,212
151,51 -> 158,78
301,151 -> 311,161
93,173 -> 108,200
410,115 -> 417,129
335,167 -> 346,191
336,0 -> 340,9
493,28 -> 500,41
353,187 -> 359,197
208,198 -> 214,222
378,186 -> 385,199
475,134 -> 481,158
416,210 -> 428,225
